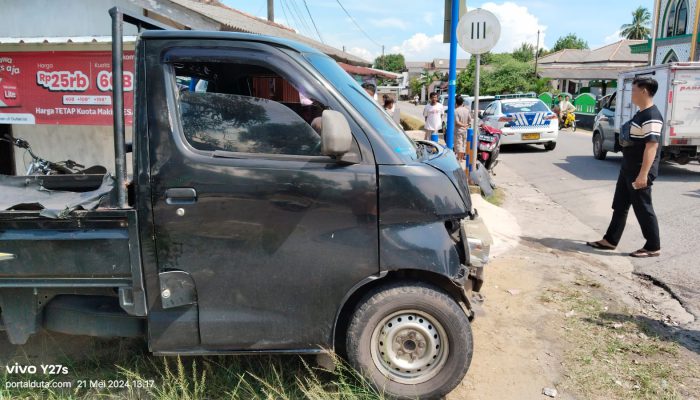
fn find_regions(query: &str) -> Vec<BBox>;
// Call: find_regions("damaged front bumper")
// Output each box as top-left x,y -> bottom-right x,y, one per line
451,211 -> 493,316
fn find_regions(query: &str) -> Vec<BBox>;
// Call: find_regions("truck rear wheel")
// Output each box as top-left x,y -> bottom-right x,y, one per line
346,281 -> 473,400
593,132 -> 607,160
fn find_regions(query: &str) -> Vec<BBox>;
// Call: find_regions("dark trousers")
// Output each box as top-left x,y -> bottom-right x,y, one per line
603,172 -> 660,251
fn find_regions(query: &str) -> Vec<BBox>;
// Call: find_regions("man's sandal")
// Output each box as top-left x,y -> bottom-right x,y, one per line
630,249 -> 661,258
586,240 -> 617,251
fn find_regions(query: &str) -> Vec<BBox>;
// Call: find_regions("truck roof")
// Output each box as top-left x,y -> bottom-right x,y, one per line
140,30 -> 324,57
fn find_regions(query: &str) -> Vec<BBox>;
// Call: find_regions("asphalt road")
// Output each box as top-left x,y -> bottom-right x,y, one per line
497,129 -> 700,319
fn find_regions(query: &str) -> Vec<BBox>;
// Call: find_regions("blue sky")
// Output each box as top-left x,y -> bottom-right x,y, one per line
222,1 -> 654,62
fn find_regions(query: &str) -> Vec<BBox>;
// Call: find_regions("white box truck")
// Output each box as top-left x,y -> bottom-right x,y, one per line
592,62 -> 700,164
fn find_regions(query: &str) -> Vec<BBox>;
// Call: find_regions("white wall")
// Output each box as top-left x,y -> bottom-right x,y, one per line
12,125 -> 133,176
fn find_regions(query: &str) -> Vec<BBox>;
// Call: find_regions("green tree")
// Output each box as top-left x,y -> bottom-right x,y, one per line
482,58 -> 535,94
409,77 -> 423,96
551,33 -> 589,52
620,6 -> 651,40
512,42 -> 536,62
373,53 -> 406,72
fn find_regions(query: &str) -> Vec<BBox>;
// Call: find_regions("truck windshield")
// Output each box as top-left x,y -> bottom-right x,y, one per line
303,53 -> 417,161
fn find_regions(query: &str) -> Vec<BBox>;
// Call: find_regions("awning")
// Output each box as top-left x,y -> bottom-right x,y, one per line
338,63 -> 401,79
537,66 -> 637,80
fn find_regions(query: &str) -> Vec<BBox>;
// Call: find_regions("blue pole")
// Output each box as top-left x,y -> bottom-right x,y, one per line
445,0 -> 460,151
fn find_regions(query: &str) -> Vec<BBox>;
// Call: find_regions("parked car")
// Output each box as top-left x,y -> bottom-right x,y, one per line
592,62 -> 700,163
0,8 -> 493,400
480,97 -> 559,151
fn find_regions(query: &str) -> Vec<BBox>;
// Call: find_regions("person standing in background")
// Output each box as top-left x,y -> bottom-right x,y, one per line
453,95 -> 471,161
423,92 -> 443,140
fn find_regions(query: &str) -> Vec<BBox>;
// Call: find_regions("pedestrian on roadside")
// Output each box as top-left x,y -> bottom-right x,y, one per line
587,77 -> 663,257
423,92 -> 444,141
453,95 -> 471,161
361,82 -> 377,102
383,95 -> 394,113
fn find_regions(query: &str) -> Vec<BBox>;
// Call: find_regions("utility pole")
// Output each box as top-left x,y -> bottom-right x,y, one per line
381,45 -> 385,69
534,29 -> 540,77
445,0 -> 460,151
267,0 -> 274,22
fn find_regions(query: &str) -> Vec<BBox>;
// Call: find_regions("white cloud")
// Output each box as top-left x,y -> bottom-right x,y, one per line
347,47 -> 377,62
480,2 -> 548,52
390,32 -> 452,61
423,12 -> 435,26
370,17 -> 408,30
603,30 -> 623,44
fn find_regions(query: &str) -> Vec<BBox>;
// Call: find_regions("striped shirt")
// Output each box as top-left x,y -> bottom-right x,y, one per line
622,105 -> 663,178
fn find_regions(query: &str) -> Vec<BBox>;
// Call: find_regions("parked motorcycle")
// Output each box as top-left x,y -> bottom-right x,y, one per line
1,135 -> 106,175
477,124 -> 502,171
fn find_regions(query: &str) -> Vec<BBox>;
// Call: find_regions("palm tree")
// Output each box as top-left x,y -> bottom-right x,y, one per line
620,6 -> 651,40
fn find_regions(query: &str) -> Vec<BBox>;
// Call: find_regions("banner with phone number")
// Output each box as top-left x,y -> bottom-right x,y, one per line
0,51 -> 134,126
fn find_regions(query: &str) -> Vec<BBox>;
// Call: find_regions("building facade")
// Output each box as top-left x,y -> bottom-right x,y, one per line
630,0 -> 700,64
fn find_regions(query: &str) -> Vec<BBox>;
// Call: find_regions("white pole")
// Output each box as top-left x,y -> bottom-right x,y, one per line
471,53 -> 481,171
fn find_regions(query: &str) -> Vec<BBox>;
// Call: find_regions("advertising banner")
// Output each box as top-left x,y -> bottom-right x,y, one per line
0,51 -> 134,125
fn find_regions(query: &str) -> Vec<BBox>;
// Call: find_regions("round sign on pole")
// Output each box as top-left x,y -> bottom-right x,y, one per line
457,9 -> 501,55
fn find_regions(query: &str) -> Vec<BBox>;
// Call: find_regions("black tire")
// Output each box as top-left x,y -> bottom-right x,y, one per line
346,281 -> 473,400
593,132 -> 607,160
544,141 -> 557,151
486,146 -> 500,171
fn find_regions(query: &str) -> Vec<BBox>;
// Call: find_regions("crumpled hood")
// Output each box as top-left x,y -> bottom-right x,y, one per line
421,144 -> 473,212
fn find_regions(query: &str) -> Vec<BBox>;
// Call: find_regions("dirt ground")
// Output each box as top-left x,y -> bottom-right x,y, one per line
449,165 -> 700,400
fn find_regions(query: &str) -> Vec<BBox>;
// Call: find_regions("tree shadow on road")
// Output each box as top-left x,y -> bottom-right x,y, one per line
584,312 -> 700,355
685,189 -> 700,199
551,156 -> 700,182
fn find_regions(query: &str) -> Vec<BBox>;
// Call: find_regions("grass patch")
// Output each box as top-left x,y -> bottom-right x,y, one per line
485,187 -> 505,206
540,281 -> 700,399
400,113 -> 424,131
0,342 -> 385,400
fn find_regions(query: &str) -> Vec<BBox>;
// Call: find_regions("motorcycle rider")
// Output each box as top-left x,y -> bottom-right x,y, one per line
558,94 -> 576,126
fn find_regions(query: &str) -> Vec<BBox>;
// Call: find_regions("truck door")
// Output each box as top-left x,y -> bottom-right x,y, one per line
618,79 -> 637,129
148,43 -> 378,351
669,69 -> 700,142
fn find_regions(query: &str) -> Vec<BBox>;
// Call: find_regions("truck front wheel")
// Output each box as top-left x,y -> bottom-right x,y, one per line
346,281 -> 473,400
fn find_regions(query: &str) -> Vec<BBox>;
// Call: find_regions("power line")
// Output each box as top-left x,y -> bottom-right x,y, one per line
289,0 -> 314,39
302,0 -> 325,44
279,0 -> 292,29
279,0 -> 298,32
334,0 -> 381,48
283,0 -> 312,38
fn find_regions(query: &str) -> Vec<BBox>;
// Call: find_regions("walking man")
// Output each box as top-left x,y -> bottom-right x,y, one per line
423,92 -> 444,140
587,77 -> 663,257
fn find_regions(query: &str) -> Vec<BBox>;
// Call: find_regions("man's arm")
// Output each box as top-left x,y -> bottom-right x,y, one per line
635,142 -> 659,189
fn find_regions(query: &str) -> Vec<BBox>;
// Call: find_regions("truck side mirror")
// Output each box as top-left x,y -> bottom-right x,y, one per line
478,110 -> 485,119
321,110 -> 352,157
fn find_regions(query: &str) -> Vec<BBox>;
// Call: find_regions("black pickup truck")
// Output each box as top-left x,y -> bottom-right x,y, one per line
0,9 -> 491,400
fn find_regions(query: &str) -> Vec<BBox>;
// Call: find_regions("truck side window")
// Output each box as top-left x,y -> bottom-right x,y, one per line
608,95 -> 616,112
174,63 -> 324,157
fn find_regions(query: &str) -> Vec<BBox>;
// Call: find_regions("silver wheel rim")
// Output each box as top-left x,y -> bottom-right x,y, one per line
370,310 -> 449,384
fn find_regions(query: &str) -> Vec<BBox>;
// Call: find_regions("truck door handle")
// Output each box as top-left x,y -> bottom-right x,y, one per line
165,188 -> 197,205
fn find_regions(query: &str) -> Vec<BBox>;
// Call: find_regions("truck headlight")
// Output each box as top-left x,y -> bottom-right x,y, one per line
467,237 -> 490,267
460,212 -> 493,268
